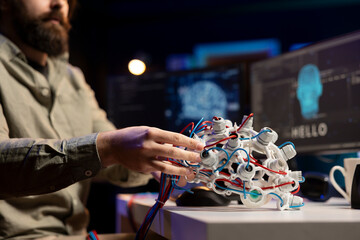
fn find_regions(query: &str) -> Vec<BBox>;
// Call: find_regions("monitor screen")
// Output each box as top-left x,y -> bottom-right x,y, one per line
107,72 -> 167,129
165,65 -> 246,132
251,31 -> 360,153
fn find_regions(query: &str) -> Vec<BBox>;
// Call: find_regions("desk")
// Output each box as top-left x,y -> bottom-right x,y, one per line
116,193 -> 360,240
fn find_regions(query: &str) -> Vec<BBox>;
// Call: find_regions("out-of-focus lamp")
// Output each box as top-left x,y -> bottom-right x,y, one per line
128,59 -> 146,75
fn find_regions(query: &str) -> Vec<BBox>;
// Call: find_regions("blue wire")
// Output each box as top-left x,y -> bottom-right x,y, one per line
299,176 -> 305,183
190,118 -> 204,138
229,147 -> 251,169
269,192 -> 284,207
195,124 -> 207,134
172,179 -> 193,194
143,202 -> 160,239
204,147 -> 230,172
141,174 -> 175,239
89,232 -> 97,240
290,203 -> 305,208
239,129 -> 271,140
199,171 -> 212,177
184,118 -> 205,167
243,180 -> 247,199
214,183 -> 261,197
278,141 -> 296,150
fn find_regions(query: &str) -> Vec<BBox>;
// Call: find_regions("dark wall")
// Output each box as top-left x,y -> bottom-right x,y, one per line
68,0 -> 360,110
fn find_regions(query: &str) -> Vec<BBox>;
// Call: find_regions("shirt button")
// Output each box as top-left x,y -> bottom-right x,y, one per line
85,170 -> 93,177
41,88 -> 50,97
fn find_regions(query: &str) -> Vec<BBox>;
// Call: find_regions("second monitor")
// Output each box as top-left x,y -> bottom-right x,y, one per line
251,31 -> 360,154
165,65 -> 247,132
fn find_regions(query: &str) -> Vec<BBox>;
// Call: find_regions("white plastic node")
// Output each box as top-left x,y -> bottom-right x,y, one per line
275,193 -> 289,211
277,200 -> 288,211
194,179 -> 200,184
200,149 -> 218,168
290,195 -> 303,209
280,144 -> 297,160
288,171 -> 303,182
277,177 -> 297,192
253,169 -> 265,179
214,170 -> 220,177
225,190 -> 232,196
237,150 -> 250,163
240,186 -> 268,208
230,174 -> 237,180
225,120 -> 233,128
237,163 -> 256,180
206,182 -> 213,188
257,127 -> 278,146
269,159 -> 286,172
212,117 -> 226,133
240,115 -> 254,130
270,129 -> 278,143
226,135 -> 240,149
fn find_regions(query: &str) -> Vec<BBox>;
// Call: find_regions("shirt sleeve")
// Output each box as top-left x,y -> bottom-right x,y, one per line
69,66 -> 116,133
70,66 -> 153,188
0,133 -> 102,199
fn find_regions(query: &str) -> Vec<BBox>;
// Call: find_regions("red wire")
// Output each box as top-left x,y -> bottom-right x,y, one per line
217,178 -> 295,191
213,116 -> 220,120
204,135 -> 237,148
249,155 -> 259,163
246,157 -> 287,175
179,122 -> 194,134
139,176 -> 174,239
167,159 -> 185,167
236,113 -> 254,132
195,124 -> 208,133
217,178 -> 243,188
88,230 -> 99,240
261,181 -> 294,190
292,184 -> 300,195
127,195 -> 137,232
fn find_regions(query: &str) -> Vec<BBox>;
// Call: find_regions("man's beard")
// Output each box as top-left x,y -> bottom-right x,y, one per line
10,1 -> 71,57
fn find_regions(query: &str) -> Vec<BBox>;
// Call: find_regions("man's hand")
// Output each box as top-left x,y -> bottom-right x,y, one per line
96,126 -> 204,176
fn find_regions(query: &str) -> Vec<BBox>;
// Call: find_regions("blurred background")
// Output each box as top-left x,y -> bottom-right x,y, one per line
69,0 -> 360,110
67,0 -> 360,234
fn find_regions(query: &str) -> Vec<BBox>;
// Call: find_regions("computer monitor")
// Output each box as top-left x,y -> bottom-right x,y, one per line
106,72 -> 167,129
165,64 -> 247,132
251,31 -> 360,154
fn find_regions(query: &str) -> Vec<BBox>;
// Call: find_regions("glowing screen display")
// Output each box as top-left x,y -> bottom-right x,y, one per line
165,66 -> 243,132
251,31 -> 360,153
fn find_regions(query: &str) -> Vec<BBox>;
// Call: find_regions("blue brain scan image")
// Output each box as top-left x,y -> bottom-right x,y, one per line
165,67 -> 241,131
181,81 -> 227,120
296,64 -> 323,119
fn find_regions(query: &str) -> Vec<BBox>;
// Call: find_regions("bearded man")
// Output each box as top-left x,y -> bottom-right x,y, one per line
0,0 -> 203,238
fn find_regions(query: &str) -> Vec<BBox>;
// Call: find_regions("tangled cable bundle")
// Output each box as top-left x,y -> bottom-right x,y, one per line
136,114 -> 304,240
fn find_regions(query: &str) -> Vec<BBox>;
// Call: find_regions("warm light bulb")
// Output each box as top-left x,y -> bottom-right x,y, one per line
128,59 -> 146,75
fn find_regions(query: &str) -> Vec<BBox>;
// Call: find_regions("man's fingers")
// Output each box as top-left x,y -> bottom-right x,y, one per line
148,128 -> 204,151
150,160 -> 192,176
151,143 -> 201,163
